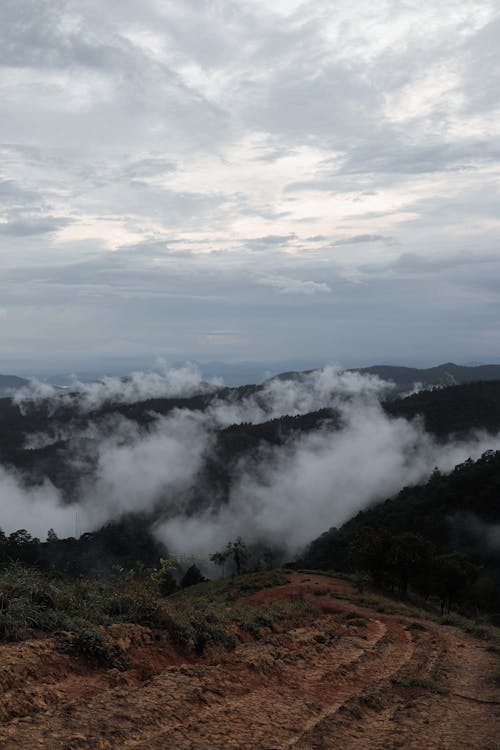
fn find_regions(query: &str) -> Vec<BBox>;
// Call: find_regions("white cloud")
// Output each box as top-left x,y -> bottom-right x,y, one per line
0,0 -> 499,369
258,274 -> 331,295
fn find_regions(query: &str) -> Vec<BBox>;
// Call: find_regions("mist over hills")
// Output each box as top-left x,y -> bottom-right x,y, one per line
272,362 -> 500,393
1,363 -> 500,615
4,360 -> 500,395
3,370 -> 500,497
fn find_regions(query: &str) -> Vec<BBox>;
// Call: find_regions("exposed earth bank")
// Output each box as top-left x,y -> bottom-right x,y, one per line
1,573 -> 499,749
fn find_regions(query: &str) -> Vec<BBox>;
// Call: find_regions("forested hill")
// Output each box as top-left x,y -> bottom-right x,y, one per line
3,380 -> 500,494
384,380 -> 500,438
299,450 -> 500,616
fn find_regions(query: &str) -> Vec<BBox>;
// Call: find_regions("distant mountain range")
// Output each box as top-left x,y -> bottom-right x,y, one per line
273,362 -> 500,393
3,362 -> 500,395
356,362 -> 500,392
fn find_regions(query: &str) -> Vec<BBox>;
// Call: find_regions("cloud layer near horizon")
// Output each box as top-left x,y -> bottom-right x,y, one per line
1,1 -> 500,372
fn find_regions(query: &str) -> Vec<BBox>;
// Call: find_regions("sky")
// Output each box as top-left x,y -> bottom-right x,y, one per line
1,0 -> 500,376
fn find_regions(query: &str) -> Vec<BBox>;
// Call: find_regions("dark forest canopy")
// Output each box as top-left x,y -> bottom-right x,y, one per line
299,450 -> 500,617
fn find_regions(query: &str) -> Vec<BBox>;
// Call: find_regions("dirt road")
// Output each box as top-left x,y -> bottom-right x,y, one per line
0,574 -> 498,749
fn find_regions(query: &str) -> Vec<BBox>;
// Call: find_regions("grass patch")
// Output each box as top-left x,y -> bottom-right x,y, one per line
57,628 -> 128,670
439,613 -> 500,647
0,564 -> 300,660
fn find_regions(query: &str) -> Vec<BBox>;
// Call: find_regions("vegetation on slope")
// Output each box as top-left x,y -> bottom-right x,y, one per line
300,450 -> 500,617
0,563 -> 319,669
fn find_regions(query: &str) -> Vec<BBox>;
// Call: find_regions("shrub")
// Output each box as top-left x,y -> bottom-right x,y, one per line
57,628 -> 127,670
180,565 -> 206,589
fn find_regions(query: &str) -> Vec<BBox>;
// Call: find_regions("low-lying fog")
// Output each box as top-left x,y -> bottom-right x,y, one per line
2,365 -> 500,560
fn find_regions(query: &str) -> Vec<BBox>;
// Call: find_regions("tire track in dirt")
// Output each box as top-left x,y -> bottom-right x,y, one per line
0,574 -> 498,749
121,621 -> 411,750
289,615 -> 500,750
0,609 -> 409,748
119,608 -> 416,748
280,618 -> 414,750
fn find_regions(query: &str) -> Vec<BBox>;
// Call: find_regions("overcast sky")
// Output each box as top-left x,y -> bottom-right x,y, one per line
1,0 -> 500,376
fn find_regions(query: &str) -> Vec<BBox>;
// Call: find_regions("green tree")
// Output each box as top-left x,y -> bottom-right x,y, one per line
210,550 -> 229,578
431,552 -> 478,614
180,564 -> 206,588
211,537 -> 248,577
385,532 -> 433,597
227,537 -> 247,576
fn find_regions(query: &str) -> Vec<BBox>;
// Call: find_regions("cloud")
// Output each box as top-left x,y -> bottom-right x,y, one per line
152,370 -> 500,559
337,139 -> 500,177
123,157 -> 177,179
0,216 -> 72,236
0,179 -> 40,206
0,1 -> 499,369
258,275 -> 331,295
333,234 -> 393,246
15,363 -> 222,412
245,234 -> 297,250
85,410 -> 212,526
0,466 -> 78,539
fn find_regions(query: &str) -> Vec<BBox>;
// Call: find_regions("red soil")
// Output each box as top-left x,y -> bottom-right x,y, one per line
0,573 -> 498,749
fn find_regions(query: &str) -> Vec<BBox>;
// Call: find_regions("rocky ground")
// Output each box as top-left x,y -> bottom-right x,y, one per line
0,573 -> 499,749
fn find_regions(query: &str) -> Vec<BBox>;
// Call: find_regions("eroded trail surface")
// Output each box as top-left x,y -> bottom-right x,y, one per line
1,573 -> 499,749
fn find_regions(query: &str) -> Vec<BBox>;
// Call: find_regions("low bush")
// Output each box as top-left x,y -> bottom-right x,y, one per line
57,627 -> 127,670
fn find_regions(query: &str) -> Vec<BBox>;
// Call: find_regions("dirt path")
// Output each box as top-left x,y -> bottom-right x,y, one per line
0,573 -> 498,749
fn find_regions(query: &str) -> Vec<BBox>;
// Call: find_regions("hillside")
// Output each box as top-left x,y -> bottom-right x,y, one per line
0,570 -> 498,749
385,380 -> 500,438
300,450 -> 500,616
